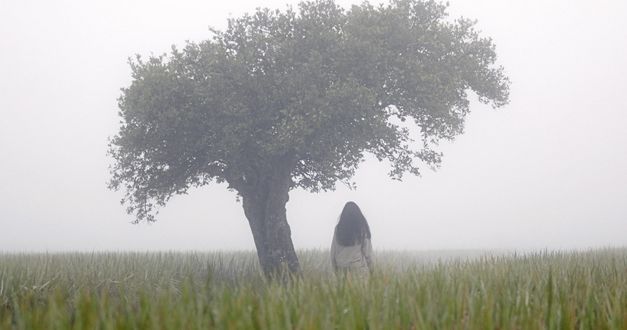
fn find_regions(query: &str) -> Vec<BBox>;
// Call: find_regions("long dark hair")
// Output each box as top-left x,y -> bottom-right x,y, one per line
335,201 -> 371,246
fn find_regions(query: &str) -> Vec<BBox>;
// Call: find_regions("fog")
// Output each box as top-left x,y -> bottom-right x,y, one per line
1,0 -> 626,252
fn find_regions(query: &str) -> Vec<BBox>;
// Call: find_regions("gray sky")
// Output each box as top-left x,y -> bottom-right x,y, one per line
1,0 -> 626,252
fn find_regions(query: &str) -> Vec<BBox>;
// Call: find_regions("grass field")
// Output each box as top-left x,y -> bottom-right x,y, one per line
1,248 -> 625,329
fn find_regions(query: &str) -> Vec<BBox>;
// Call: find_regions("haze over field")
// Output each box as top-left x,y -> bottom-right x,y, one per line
1,0 -> 626,252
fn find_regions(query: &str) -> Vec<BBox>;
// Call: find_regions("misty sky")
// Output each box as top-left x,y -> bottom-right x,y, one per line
1,0 -> 626,252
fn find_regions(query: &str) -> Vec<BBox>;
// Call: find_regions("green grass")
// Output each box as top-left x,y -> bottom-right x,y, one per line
1,249 -> 625,329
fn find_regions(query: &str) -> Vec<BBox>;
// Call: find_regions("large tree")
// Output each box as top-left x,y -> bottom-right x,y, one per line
109,0 -> 509,275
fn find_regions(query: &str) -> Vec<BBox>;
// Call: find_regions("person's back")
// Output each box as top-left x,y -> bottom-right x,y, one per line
330,202 -> 373,275
331,228 -> 372,274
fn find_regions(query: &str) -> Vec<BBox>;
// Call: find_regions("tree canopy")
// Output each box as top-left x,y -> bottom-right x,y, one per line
109,0 -> 509,223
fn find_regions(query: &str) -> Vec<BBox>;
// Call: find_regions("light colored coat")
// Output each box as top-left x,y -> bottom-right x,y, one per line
330,228 -> 373,274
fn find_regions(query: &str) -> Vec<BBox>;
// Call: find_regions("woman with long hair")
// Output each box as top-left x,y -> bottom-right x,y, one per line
330,201 -> 373,274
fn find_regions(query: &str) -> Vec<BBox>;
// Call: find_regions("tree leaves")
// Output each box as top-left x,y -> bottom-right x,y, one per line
109,0 -> 510,222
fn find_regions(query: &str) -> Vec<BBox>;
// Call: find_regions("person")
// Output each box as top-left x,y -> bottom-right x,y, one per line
330,201 -> 373,275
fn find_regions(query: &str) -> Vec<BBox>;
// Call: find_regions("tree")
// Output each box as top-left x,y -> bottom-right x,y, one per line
108,0 -> 509,275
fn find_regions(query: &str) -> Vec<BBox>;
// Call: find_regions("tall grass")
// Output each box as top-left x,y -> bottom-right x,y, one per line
1,249 -> 625,329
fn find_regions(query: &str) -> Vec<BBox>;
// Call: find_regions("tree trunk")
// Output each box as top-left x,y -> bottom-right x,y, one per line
240,163 -> 301,276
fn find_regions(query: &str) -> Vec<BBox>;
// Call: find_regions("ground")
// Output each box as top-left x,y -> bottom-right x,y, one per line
1,249 -> 625,329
